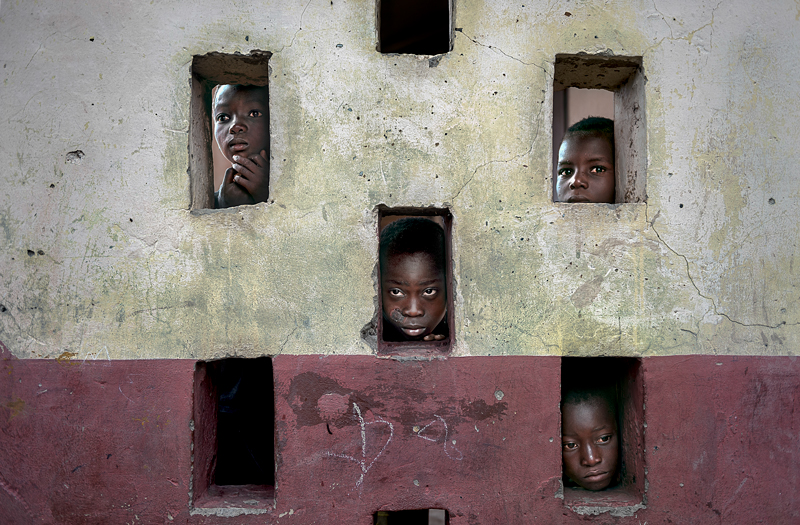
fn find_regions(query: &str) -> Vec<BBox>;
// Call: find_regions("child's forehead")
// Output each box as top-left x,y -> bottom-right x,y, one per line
564,397 -> 615,421
214,85 -> 268,107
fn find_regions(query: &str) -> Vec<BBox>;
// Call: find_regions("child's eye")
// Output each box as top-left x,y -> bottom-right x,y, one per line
215,113 -> 229,123
422,288 -> 438,297
597,434 -> 612,444
558,168 -> 573,177
562,442 -> 578,451
249,110 -> 262,117
590,166 -> 607,174
388,288 -> 404,297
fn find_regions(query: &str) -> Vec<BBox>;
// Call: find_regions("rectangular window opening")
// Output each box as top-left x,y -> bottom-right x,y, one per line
560,357 -> 645,510
192,357 -> 275,510
552,54 -> 646,204
370,206 -> 454,356
190,51 -> 271,210
377,0 -> 453,55
375,509 -> 449,525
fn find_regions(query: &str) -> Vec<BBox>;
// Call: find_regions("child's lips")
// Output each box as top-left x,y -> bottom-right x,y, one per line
584,470 -> 608,481
401,326 -> 426,337
566,194 -> 591,203
229,142 -> 249,152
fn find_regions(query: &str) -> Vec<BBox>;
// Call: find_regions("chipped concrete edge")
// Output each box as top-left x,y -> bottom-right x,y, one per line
566,502 -> 647,517
189,506 -> 270,517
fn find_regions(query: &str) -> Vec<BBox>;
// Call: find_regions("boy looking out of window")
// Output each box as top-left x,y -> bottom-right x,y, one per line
556,117 -> 615,204
561,386 -> 620,491
213,84 -> 270,208
379,218 -> 448,342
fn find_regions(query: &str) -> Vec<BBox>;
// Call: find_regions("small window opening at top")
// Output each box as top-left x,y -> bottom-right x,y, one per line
375,509 -> 449,525
552,54 -> 646,204
363,207 -> 454,356
378,0 -> 453,55
560,357 -> 644,510
190,52 -> 271,210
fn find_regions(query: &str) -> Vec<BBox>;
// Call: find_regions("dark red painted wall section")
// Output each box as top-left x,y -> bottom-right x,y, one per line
0,356 -> 195,524
1,352 -> 799,524
643,356 -> 800,524
274,356 -> 561,524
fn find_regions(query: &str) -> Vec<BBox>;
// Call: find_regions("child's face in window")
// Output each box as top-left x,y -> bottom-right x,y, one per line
556,133 -> 615,203
562,398 -> 619,491
381,252 -> 446,340
214,85 -> 269,165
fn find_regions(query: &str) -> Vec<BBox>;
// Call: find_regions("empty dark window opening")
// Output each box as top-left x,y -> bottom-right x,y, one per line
378,0 -> 453,55
560,357 -> 644,509
372,206 -> 454,356
375,509 -> 449,525
192,357 -> 274,509
552,55 -> 646,204
190,51 -> 271,210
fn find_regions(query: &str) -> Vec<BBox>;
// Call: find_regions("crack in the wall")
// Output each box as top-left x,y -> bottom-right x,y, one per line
130,302 -> 194,317
451,82 -> 546,203
645,0 -> 721,54
277,326 -> 299,355
651,0 -> 675,39
275,0 -> 314,54
645,202 -> 793,330
455,29 -> 548,75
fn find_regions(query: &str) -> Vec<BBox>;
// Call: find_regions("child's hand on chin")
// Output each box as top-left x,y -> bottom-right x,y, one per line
218,166 -> 255,207
231,150 -> 269,203
422,333 -> 446,341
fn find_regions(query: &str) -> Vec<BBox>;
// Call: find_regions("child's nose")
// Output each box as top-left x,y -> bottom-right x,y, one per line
569,171 -> 588,189
229,116 -> 246,133
580,444 -> 601,466
402,297 -> 424,317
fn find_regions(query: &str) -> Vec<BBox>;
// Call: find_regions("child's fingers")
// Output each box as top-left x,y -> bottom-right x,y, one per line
234,176 -> 255,194
227,167 -> 249,190
229,153 -> 268,203
233,154 -> 265,173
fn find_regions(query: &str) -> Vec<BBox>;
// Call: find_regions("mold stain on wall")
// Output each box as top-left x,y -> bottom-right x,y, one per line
0,0 -> 798,360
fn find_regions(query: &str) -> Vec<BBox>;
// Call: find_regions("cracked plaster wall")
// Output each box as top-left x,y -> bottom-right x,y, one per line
0,0 -> 797,360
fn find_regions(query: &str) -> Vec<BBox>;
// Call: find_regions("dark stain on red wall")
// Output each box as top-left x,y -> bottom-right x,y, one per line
1,351 -> 799,524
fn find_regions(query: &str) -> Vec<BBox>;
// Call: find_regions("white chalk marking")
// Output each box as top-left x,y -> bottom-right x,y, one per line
324,403 -> 394,487
415,415 -> 463,461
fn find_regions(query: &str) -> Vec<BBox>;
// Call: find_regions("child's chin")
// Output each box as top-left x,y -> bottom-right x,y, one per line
578,477 -> 612,491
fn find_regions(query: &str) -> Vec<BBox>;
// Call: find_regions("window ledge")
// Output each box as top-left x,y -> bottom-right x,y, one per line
192,484 -> 275,515
563,486 -> 645,516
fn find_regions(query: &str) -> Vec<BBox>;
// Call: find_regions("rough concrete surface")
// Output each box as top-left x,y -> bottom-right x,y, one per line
2,354 -> 797,523
0,0 -> 798,360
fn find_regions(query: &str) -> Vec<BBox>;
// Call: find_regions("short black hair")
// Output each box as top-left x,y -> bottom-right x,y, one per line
561,386 -> 617,415
560,356 -> 622,411
379,217 -> 446,275
565,116 -> 614,158
213,84 -> 269,109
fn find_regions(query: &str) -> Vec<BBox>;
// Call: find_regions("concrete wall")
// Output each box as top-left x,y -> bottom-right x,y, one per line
1,0 -> 799,523
1,0 -> 797,360
3,354 -> 798,524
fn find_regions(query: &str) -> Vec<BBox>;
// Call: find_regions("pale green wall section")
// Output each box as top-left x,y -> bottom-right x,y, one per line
0,1 -> 797,359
